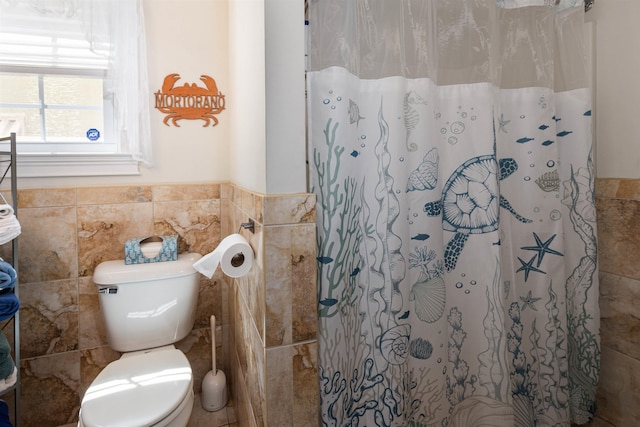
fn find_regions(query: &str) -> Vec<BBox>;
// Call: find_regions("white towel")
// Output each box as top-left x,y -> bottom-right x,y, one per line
0,205 -> 13,220
0,216 -> 20,245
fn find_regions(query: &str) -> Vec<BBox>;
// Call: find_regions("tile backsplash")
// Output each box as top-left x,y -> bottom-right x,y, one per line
0,182 -> 319,427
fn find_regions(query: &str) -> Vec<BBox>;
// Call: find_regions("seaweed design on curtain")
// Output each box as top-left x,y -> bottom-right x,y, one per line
311,74 -> 599,426
316,103 -> 442,426
563,149 -> 600,424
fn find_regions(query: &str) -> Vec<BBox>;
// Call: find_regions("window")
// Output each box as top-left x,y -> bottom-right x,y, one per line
0,0 -> 152,177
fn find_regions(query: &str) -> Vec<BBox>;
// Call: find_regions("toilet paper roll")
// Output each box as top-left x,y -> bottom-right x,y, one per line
193,233 -> 254,279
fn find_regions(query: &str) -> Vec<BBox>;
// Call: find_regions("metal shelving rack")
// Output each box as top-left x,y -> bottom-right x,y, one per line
0,132 -> 19,426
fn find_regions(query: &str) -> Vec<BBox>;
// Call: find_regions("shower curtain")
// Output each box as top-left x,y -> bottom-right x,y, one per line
307,1 -> 599,426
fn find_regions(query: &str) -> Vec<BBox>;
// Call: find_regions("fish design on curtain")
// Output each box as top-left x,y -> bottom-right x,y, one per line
310,75 -> 599,426
308,2 -> 599,426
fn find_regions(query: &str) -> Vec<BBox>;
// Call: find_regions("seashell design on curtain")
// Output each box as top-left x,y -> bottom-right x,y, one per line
307,1 -> 599,426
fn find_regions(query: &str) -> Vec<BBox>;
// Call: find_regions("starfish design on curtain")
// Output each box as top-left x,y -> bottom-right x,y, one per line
520,290 -> 542,311
521,233 -> 564,267
516,255 -> 546,281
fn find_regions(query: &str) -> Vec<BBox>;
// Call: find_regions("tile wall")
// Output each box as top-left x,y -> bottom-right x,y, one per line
592,178 -> 640,427
225,186 -> 318,427
2,177 -> 637,426
0,182 -> 318,427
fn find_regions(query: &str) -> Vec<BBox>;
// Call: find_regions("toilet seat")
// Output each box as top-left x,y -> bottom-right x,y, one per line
80,347 -> 193,427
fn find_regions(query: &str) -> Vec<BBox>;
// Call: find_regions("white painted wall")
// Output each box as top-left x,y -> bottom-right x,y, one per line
587,0 -> 640,178
228,0 -> 267,193
18,0 -> 309,195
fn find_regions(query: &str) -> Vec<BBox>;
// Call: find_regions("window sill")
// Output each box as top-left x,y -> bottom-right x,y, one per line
15,153 -> 140,178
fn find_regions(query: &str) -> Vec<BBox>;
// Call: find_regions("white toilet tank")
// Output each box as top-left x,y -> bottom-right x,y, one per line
93,252 -> 202,352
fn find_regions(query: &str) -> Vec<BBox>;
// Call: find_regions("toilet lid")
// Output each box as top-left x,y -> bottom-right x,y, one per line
81,348 -> 192,427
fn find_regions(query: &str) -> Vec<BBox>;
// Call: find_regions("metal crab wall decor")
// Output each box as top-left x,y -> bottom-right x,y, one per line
154,74 -> 226,127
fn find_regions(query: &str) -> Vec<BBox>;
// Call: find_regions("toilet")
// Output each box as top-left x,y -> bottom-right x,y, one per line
78,252 -> 203,427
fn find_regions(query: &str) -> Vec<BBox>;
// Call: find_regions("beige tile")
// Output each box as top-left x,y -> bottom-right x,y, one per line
152,183 -> 221,202
595,178 -> 619,199
262,193 -> 315,226
77,202 -> 154,276
76,185 -> 152,205
21,351 -> 81,427
292,341 -> 318,425
291,224 -> 317,343
615,179 -> 640,200
188,393 -> 230,427
595,197 -> 640,280
20,279 -> 78,358
18,206 -> 78,283
265,346 -> 293,426
177,328 -> 216,395
153,199 -> 221,256
600,272 -> 640,360
18,188 -> 76,208
80,345 -> 119,401
596,346 -> 640,427
78,276 -> 107,350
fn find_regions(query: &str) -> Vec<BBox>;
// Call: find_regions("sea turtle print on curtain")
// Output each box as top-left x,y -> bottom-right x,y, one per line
308,2 -> 599,426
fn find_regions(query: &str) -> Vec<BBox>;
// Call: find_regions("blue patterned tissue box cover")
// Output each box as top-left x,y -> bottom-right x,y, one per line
124,235 -> 178,265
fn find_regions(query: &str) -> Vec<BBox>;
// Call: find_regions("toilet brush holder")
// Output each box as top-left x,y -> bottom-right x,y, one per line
202,315 -> 227,411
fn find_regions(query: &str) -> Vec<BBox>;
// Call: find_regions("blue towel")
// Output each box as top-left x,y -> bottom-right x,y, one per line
0,400 -> 11,427
0,262 -> 15,291
0,332 -> 13,380
0,292 -> 18,322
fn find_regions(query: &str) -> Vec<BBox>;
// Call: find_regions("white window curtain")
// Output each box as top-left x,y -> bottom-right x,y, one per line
0,0 -> 153,167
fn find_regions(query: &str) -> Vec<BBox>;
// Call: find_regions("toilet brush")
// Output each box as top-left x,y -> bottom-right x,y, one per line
201,315 -> 227,411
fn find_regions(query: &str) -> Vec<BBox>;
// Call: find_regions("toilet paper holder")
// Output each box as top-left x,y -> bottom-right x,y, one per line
238,219 -> 255,233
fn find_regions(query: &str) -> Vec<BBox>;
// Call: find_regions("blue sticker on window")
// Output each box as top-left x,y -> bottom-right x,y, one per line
86,128 -> 100,141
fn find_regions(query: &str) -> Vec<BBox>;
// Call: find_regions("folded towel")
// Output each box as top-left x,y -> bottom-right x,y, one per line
0,216 -> 20,246
0,292 -> 19,322
0,205 -> 13,220
0,262 -> 16,291
0,331 -> 14,380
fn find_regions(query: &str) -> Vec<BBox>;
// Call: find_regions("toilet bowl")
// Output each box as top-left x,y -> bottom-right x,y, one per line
78,346 -> 194,427
78,252 -> 202,427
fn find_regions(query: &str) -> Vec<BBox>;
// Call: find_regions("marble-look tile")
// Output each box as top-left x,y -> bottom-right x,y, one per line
221,182 -> 233,201
17,206 -> 77,283
77,202 -> 154,276
595,197 -> 640,280
264,224 -> 317,347
291,224 -> 317,343
21,351 -> 80,427
262,194 -> 315,226
18,188 -> 76,208
233,285 -> 265,427
264,226 -> 293,347
152,183 -> 221,202
600,272 -> 640,361
176,328 -> 216,395
153,199 -> 221,256
595,178 -> 619,199
596,346 -> 640,427
188,393 -> 230,427
194,272 -> 226,330
78,276 -> 107,350
265,346 -> 293,426
79,345 -> 119,403
265,342 -> 318,427
20,279 -> 78,358
76,185 -> 152,205
292,341 -> 319,425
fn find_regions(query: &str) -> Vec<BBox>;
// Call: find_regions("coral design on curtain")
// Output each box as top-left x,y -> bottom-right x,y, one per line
307,1 -> 599,426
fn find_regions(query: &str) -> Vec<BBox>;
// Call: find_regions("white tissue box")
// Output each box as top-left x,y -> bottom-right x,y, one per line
124,235 -> 178,265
